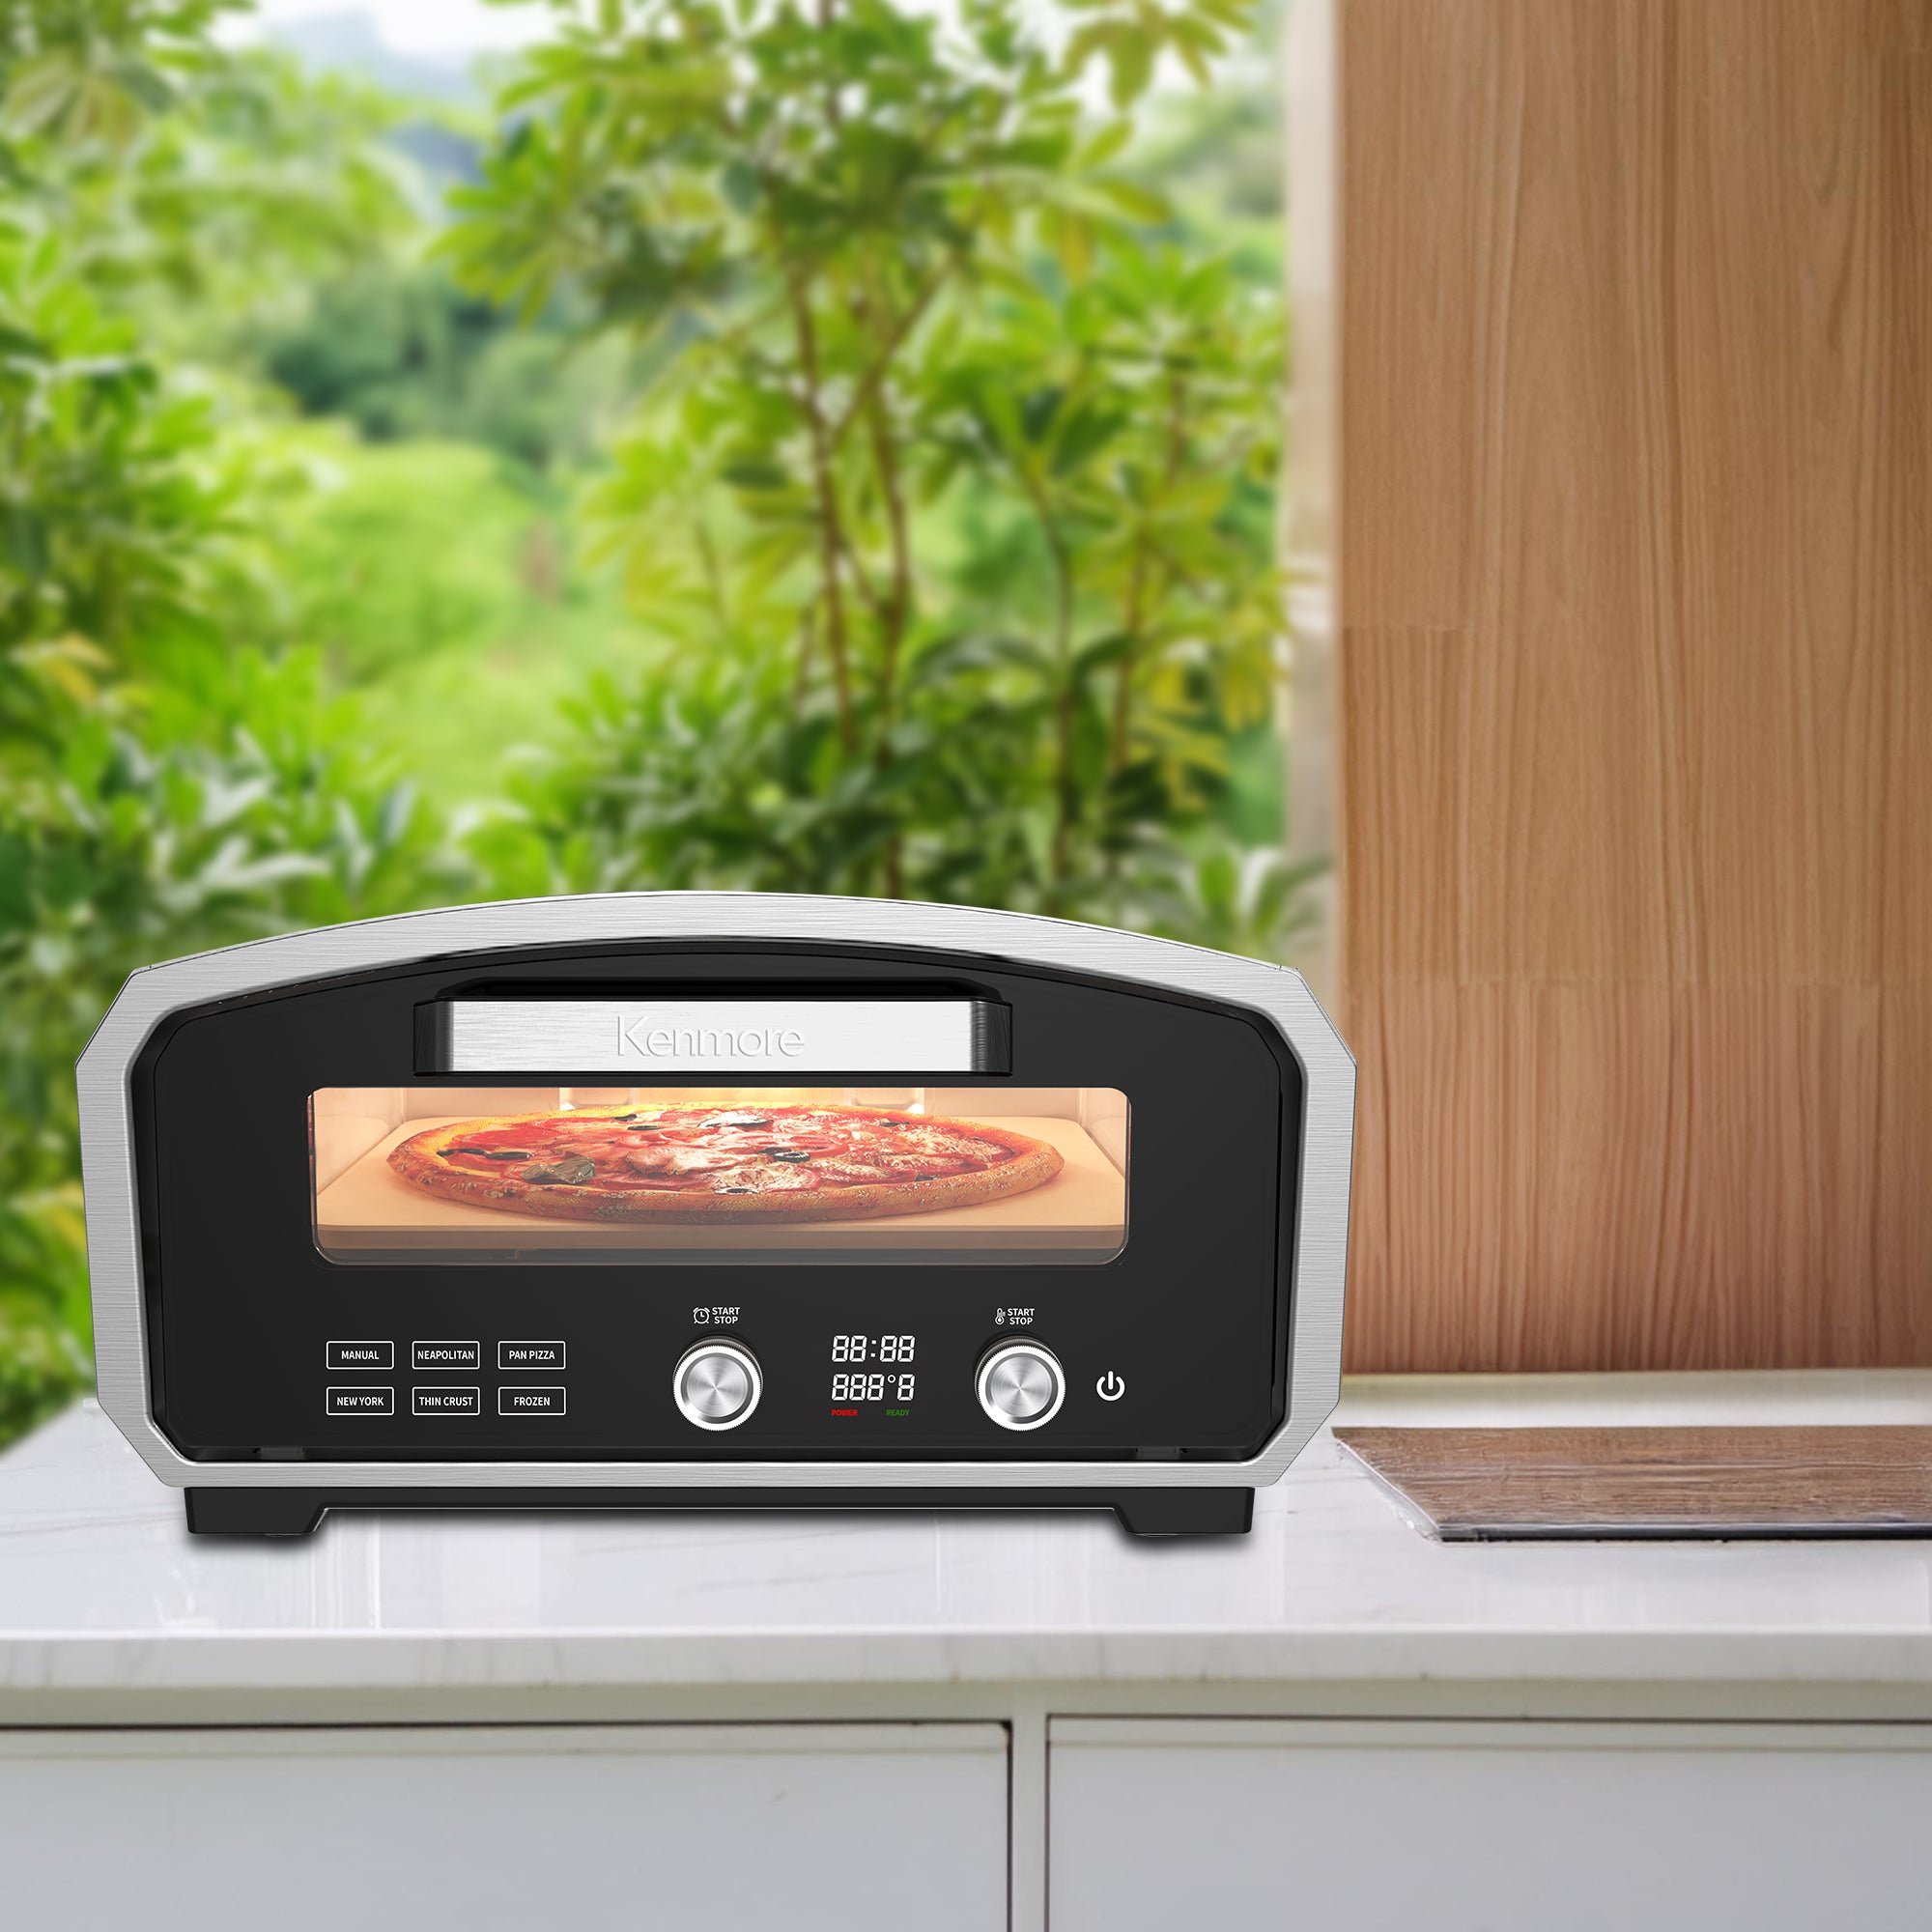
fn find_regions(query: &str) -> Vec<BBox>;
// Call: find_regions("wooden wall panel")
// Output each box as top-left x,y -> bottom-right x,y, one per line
1324,1 -> 1932,1369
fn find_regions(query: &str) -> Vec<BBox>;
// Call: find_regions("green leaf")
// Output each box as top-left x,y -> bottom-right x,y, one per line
722,458 -> 792,491
1092,176 -> 1171,225
721,157 -> 761,213
1106,31 -> 1154,110
1,505 -> 49,579
1079,120 -> 1134,168
0,834 -> 32,933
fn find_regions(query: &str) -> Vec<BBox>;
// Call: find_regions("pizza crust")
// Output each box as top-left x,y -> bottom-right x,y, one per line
385,1103 -> 1065,1225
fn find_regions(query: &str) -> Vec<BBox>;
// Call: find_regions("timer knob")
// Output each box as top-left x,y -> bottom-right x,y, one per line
673,1339 -> 762,1432
976,1340 -> 1065,1432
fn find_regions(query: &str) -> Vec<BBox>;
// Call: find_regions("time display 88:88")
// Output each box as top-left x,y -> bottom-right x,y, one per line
831,1335 -> 915,1362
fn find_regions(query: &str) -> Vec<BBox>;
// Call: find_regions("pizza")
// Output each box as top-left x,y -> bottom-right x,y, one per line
385,1103 -> 1065,1224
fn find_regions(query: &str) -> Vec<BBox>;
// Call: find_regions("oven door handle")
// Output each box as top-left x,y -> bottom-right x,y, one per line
412,996 -> 1012,1076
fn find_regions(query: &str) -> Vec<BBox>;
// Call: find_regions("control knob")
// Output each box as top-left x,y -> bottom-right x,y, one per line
976,1340 -> 1065,1432
672,1339 -> 762,1431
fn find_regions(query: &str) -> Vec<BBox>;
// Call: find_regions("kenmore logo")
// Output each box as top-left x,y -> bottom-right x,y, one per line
621,1017 -> 806,1059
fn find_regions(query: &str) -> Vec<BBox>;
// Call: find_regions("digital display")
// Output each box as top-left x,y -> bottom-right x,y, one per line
831,1333 -> 916,1405
832,1334 -> 916,1362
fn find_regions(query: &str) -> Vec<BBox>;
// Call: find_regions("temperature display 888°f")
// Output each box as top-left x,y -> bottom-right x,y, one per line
831,1333 -> 916,1406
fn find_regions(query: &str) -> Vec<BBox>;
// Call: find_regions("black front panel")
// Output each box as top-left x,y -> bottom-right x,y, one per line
133,942 -> 1302,1464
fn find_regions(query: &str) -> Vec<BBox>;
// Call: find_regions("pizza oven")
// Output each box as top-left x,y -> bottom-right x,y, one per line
76,894 -> 1354,1537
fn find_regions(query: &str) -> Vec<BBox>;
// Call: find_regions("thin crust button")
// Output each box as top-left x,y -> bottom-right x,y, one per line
412,1385 -> 481,1417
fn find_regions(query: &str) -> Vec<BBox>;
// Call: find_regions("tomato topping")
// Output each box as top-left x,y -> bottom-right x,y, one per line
434,1105 -> 1018,1189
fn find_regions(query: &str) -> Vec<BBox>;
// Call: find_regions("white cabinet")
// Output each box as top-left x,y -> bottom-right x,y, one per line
0,1721 -> 1008,1932
12,1399 -> 1932,1932
1048,1718 -> 1932,1932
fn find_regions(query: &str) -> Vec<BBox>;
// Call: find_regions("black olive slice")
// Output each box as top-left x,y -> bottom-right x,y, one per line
480,1149 -> 532,1160
526,1154 -> 596,1185
761,1148 -> 811,1161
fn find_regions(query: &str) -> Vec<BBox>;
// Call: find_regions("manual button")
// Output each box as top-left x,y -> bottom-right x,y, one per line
498,1340 -> 565,1371
412,1385 -> 481,1417
327,1340 -> 393,1372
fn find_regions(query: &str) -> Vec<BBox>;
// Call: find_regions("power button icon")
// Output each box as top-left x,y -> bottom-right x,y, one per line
1096,1371 -> 1126,1402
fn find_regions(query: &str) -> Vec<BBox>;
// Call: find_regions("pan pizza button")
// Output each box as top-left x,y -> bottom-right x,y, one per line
497,1340 -> 565,1371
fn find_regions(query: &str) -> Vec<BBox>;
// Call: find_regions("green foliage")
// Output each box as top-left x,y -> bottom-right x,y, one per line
5,9 -> 419,355
275,435 -> 660,807
72,49 -> 421,351
284,437 -> 559,679
0,0 -> 1303,1452
0,6 -> 462,1443
0,2 -> 238,160
1131,0 -> 1285,243
0,239 -> 458,1435
452,0 -> 1299,938
258,261 -> 638,469
0,644 -> 454,1437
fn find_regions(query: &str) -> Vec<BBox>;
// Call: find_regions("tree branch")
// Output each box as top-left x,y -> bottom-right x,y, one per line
785,270 -> 858,751
1112,371 -> 1191,774
827,256 -> 952,453
1011,458 -> 1078,895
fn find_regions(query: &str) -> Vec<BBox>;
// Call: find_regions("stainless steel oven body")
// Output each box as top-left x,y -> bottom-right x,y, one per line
77,894 -> 1353,1536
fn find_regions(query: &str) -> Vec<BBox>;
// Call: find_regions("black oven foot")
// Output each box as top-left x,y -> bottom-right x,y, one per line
1110,1488 -> 1255,1537
183,1486 -> 1256,1539
185,1490 -> 328,1537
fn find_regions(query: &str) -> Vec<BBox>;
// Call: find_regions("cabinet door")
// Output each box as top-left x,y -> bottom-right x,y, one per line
0,1721 -> 1007,1932
1049,1718 -> 1932,1932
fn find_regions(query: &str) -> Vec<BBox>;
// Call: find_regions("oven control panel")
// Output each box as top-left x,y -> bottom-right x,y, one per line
316,1331 -> 1091,1438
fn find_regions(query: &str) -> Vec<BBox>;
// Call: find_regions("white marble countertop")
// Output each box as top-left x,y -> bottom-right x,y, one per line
4,1373 -> 1931,1723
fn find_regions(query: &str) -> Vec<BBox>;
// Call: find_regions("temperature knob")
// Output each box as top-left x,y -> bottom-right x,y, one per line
976,1340 -> 1065,1432
673,1339 -> 762,1432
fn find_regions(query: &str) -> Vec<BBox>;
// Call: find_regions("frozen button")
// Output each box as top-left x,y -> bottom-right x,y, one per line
326,1385 -> 395,1417
498,1385 -> 566,1416
326,1341 -> 393,1372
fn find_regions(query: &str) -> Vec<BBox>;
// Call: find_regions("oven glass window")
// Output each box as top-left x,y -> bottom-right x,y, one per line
312,1087 -> 1128,1264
